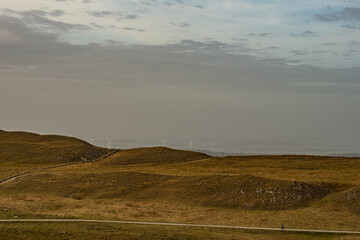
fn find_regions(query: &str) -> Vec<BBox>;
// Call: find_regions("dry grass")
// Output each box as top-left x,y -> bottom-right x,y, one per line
0,131 -> 360,239
0,130 -> 112,179
100,147 -> 209,165
0,167 -> 359,231
1,192 -> 360,231
1,171 -> 344,210
2,222 -> 356,240
120,155 -> 360,185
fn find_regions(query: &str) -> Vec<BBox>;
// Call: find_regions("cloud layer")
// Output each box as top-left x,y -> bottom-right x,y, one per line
0,0 -> 359,67
0,1 -> 359,153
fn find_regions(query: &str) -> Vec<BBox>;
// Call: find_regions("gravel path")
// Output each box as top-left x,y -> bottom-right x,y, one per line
0,219 -> 359,234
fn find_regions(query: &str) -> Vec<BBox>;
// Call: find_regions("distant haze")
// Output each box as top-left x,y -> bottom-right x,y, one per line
0,1 -> 359,154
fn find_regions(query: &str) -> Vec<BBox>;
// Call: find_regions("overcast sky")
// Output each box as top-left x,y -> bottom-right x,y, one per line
0,0 -> 359,154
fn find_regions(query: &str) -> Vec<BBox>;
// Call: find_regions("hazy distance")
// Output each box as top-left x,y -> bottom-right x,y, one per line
0,1 -> 359,154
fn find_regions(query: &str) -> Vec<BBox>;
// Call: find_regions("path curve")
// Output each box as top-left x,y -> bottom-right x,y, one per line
0,149 -> 119,185
0,219 -> 359,235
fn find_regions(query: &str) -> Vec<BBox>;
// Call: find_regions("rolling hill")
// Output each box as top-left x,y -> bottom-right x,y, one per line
0,130 -> 359,239
0,130 -> 113,179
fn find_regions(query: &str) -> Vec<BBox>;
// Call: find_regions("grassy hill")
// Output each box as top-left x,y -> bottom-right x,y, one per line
0,131 -> 359,239
3,171 -> 344,210
0,130 -> 113,179
99,147 -> 209,165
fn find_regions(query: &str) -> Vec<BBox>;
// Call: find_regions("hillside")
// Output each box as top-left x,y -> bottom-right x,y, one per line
2,171 -> 344,210
99,147 -> 209,165
0,130 -> 113,179
0,131 -> 360,239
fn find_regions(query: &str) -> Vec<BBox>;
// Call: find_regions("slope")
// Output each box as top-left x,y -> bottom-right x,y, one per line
0,130 -> 113,179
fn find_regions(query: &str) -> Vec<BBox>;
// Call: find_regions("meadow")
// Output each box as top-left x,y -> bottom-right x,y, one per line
0,130 -> 359,239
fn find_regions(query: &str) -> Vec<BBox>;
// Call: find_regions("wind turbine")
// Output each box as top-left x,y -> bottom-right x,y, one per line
161,139 -> 167,147
89,137 -> 94,144
107,139 -> 112,149
188,139 -> 194,150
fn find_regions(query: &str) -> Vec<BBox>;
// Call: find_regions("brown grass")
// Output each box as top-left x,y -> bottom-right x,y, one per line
1,171 -> 344,210
119,155 -> 360,185
100,147 -> 209,165
0,130 -> 112,179
0,131 -> 360,238
1,222 -> 356,240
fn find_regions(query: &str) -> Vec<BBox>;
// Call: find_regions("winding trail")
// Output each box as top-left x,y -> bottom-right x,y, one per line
0,219 -> 359,235
1,150 -> 360,235
0,149 -> 119,185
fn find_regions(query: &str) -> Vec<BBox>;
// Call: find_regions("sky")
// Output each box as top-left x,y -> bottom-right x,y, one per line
0,0 -> 360,154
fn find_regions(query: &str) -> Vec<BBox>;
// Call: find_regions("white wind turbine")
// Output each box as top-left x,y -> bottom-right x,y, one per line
89,137 -> 94,144
107,139 -> 112,149
188,139 -> 194,150
161,139 -> 167,147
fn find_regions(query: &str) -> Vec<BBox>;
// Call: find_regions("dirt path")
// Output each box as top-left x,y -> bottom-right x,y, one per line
0,149 -> 119,185
0,219 -> 359,234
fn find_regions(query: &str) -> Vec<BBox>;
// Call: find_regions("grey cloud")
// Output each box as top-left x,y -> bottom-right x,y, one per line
89,11 -> 122,18
2,9 -> 89,32
0,16 -> 79,65
179,23 -> 190,28
312,50 -> 327,54
137,0 -> 188,8
50,10 -> 66,17
0,15 -> 358,96
291,50 -> 327,56
262,46 -> 279,51
172,22 -> 191,28
286,59 -> 302,64
231,38 -> 249,42
25,9 -> 66,17
257,58 -> 287,65
123,27 -> 145,32
195,5 -> 205,9
314,7 -> 360,29
164,0 -> 184,7
321,43 -> 337,46
162,39 -> 253,54
52,0 -> 89,2
136,0 -> 159,7
105,39 -> 124,46
349,41 -> 360,51
314,7 -> 360,22
1,16 -> 360,149
90,22 -> 105,29
3,9 -> 66,17
163,2 -> 175,7
109,25 -> 145,32
125,14 -> 138,19
342,24 -> 359,29
248,33 -> 272,37
136,0 -> 180,7
89,11 -> 137,21
25,16 -> 90,32
291,31 -> 318,37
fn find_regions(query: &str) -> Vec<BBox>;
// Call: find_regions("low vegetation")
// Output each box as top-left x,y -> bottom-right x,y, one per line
0,130 -> 112,179
101,147 -> 209,165
0,222 -> 357,240
0,130 -> 359,239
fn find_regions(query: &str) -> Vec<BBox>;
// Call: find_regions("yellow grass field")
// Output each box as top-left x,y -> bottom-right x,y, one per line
0,130 -> 359,239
